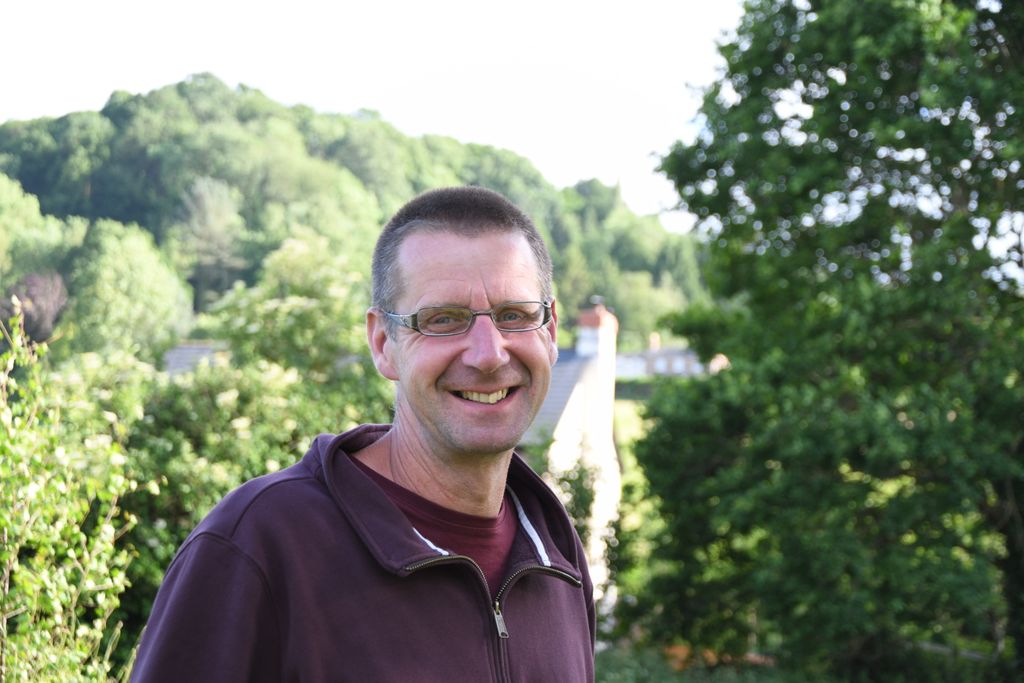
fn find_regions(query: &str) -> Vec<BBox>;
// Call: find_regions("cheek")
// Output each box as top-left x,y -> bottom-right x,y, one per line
406,343 -> 458,381
535,328 -> 558,366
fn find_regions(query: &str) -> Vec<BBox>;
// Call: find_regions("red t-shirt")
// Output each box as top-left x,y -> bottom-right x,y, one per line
353,458 -> 518,598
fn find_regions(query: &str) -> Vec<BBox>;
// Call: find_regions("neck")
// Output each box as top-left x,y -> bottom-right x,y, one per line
353,427 -> 512,517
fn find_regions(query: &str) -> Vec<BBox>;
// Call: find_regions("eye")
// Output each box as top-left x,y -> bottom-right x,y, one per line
496,307 -> 528,323
494,303 -> 542,328
419,307 -> 471,333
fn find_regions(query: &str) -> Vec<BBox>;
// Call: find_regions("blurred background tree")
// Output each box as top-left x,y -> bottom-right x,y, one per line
618,0 -> 1023,680
59,219 -> 193,363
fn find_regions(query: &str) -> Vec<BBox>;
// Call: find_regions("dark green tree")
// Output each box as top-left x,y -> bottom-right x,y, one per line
92,85 -> 203,238
625,0 -> 1023,680
0,112 -> 114,219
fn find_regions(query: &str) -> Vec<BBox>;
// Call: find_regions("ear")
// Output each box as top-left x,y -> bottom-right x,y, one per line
366,308 -> 400,380
545,299 -> 559,365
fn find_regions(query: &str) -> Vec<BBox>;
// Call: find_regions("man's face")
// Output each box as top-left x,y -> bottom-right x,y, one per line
368,230 -> 558,461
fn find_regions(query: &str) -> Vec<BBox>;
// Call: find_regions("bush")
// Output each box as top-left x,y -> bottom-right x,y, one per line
597,646 -> 685,682
596,646 -> 831,683
0,313 -> 134,681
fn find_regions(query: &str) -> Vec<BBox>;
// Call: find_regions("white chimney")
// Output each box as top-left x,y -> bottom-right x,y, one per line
575,302 -> 619,359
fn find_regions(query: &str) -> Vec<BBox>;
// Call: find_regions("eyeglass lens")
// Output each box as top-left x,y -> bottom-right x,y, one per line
417,302 -> 546,335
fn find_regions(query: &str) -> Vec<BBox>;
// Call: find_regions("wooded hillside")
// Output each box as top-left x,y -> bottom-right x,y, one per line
0,73 -> 705,355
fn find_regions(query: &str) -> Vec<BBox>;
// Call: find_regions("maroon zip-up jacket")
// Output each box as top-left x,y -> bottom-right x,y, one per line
131,425 -> 595,682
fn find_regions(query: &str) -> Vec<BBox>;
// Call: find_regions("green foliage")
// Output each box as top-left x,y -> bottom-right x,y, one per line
0,173 -> 45,281
0,313 -> 134,681
164,177 -> 249,310
596,647 -> 828,683
59,219 -> 193,362
0,173 -> 85,286
607,396 -> 671,637
324,111 -> 421,217
596,646 -> 687,682
557,461 -> 598,547
626,0 -> 1024,680
556,181 -> 707,346
199,230 -> 391,422
115,363 -> 307,642
0,112 -> 114,221
609,271 -> 687,351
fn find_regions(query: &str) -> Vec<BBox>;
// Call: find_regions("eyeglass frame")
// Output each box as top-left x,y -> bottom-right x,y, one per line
381,300 -> 554,337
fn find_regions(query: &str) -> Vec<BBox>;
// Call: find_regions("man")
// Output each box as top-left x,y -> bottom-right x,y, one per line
131,187 -> 596,681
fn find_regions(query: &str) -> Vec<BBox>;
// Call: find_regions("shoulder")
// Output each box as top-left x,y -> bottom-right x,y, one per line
181,454 -> 342,567
196,462 -> 316,533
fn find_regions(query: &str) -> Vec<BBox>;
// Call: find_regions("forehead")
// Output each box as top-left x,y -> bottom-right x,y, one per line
395,230 -> 542,307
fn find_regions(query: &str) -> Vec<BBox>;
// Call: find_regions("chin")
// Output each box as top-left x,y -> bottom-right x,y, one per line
449,432 -> 525,459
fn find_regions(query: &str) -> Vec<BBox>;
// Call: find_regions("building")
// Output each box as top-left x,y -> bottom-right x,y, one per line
521,303 -> 622,599
616,332 -> 704,379
162,340 -> 228,376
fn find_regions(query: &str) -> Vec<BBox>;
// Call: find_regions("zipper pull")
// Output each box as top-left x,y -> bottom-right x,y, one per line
493,601 -> 510,639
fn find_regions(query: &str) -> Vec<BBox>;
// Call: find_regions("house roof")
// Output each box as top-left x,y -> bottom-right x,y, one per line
163,340 -> 227,376
521,348 -> 591,447
576,303 -> 619,331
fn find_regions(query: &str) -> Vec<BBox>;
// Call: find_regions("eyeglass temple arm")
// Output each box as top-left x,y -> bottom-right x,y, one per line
384,310 -> 419,331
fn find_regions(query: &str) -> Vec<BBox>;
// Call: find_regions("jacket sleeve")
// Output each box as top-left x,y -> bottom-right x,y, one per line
130,533 -> 281,682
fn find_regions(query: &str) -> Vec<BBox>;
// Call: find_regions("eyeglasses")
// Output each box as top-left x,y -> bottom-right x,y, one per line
383,300 -> 552,337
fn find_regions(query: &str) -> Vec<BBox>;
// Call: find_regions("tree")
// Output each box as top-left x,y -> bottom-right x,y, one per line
165,177 -> 248,310
1,272 -> 68,341
199,230 -> 391,425
0,112 -> 114,220
626,0 -> 1024,680
557,181 -> 706,346
0,173 -> 74,284
0,175 -> 87,342
59,219 -> 193,361
604,271 -> 685,351
325,111 -> 420,217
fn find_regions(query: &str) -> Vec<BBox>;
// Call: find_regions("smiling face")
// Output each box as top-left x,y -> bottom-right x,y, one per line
367,229 -> 558,462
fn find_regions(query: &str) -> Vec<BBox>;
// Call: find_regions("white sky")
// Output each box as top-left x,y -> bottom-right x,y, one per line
2,0 -> 743,230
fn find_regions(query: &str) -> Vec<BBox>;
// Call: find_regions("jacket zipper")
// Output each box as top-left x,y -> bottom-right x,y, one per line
492,602 -> 510,638
404,555 -> 582,683
405,555 -> 581,639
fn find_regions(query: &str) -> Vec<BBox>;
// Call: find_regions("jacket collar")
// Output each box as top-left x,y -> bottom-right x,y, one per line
305,425 -> 583,581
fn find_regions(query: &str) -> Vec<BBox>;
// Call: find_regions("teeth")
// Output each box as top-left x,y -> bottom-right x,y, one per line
459,389 -> 509,404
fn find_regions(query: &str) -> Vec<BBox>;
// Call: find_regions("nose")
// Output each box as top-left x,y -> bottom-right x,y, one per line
460,314 -> 511,373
